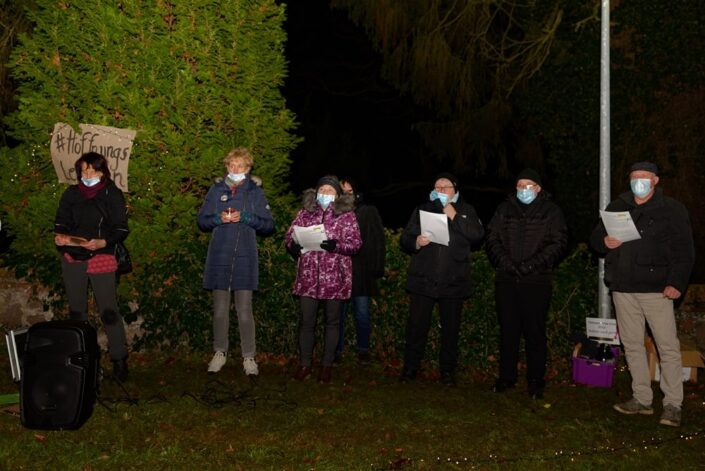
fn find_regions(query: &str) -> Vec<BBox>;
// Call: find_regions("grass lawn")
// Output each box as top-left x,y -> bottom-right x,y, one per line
1,351 -> 704,470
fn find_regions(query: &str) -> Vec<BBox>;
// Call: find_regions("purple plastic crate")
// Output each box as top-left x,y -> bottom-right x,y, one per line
572,346 -> 620,388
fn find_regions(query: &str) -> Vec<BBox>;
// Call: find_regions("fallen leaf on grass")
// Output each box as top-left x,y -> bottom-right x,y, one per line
226,443 -> 235,453
34,434 -> 46,442
317,408 -> 326,415
543,403 -> 552,409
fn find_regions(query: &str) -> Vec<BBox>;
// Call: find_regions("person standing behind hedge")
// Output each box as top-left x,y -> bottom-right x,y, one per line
399,173 -> 485,386
485,168 -> 567,400
54,152 -> 130,382
285,176 -> 362,383
335,177 -> 386,364
198,148 -> 274,376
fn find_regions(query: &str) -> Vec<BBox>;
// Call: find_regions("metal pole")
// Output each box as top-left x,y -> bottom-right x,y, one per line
598,0 -> 611,319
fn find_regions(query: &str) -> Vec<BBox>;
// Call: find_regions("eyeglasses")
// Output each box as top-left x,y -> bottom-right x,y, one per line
516,184 -> 538,191
434,185 -> 454,192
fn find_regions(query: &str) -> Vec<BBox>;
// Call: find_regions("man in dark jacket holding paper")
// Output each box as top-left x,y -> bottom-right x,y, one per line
399,173 -> 485,385
590,161 -> 694,427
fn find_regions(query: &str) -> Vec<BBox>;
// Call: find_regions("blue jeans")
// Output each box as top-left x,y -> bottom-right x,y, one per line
336,296 -> 371,354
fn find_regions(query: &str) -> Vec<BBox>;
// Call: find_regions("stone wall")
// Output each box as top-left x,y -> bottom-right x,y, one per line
0,268 -> 54,329
0,268 -> 143,353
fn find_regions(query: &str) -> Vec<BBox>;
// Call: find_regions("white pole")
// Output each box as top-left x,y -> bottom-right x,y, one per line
598,0 -> 611,319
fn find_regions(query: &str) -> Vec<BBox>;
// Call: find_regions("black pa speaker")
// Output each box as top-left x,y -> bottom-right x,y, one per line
20,320 -> 100,430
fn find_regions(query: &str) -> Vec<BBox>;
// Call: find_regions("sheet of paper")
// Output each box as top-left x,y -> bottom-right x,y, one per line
293,224 -> 327,253
419,210 -> 449,246
599,210 -> 641,242
55,233 -> 89,247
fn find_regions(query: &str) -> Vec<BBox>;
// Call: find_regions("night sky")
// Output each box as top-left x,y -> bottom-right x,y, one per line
282,1 -> 507,229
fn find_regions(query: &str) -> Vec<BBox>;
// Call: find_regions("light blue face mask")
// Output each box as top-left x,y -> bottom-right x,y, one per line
516,188 -> 537,205
429,190 -> 449,206
81,176 -> 101,187
630,178 -> 651,198
228,172 -> 246,183
317,193 -> 336,209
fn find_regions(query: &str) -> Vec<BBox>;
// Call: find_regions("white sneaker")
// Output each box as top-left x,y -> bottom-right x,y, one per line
243,357 -> 259,376
208,351 -> 227,373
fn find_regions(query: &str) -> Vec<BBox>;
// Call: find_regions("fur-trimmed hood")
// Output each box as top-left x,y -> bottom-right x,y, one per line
302,188 -> 355,215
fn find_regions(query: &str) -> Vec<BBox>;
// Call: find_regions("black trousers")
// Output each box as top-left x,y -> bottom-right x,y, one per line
495,281 -> 552,385
403,293 -> 463,374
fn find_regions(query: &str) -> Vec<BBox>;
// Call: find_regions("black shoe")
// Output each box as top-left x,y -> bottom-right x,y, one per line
440,371 -> 456,386
528,380 -> 545,400
399,368 -> 417,383
112,357 -> 128,382
491,379 -> 515,393
357,351 -> 371,365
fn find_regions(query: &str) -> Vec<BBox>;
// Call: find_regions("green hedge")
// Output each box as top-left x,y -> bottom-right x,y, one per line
132,221 -> 598,371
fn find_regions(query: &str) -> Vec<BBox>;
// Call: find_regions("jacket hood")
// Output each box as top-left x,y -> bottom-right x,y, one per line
302,188 -> 355,215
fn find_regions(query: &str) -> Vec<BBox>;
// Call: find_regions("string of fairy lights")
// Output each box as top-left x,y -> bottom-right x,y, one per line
371,429 -> 704,468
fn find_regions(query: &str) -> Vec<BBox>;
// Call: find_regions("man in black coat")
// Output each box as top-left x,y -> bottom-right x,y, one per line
590,161 -> 694,427
486,168 -> 567,399
399,173 -> 485,385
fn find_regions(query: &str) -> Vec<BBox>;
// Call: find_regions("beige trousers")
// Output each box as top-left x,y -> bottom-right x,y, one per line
613,292 -> 682,408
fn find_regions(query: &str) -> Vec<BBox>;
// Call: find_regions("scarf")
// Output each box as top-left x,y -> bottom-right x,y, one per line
78,178 -> 107,199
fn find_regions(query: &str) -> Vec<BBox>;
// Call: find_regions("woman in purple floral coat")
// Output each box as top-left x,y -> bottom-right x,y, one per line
285,176 -> 362,383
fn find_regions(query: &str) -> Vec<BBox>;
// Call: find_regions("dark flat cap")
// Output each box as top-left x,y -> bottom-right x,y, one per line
630,161 -> 658,175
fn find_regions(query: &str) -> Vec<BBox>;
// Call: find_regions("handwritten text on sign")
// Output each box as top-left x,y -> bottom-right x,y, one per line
50,123 -> 136,192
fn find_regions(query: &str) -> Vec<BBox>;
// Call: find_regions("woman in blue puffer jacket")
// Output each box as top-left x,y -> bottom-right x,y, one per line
197,148 -> 274,376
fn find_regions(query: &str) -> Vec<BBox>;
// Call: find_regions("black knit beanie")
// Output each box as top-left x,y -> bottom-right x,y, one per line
434,172 -> 459,191
316,176 -> 343,196
516,168 -> 542,186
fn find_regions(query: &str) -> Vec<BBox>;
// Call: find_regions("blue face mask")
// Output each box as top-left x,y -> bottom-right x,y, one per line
429,190 -> 449,206
81,176 -> 101,187
516,188 -> 537,205
630,178 -> 651,198
317,193 -> 336,209
228,173 -> 246,183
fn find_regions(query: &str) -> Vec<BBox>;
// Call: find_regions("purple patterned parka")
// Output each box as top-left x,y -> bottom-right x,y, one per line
285,189 -> 362,299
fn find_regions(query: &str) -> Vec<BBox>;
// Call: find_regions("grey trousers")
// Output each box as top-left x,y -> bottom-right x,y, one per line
61,257 -> 128,361
212,289 -> 256,358
613,292 -> 683,408
299,296 -> 341,367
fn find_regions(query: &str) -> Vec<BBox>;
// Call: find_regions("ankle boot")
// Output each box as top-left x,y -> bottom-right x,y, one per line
292,365 -> 312,381
112,357 -> 128,382
318,365 -> 333,384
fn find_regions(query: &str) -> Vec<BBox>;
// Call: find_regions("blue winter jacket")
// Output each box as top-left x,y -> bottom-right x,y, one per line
197,176 -> 274,290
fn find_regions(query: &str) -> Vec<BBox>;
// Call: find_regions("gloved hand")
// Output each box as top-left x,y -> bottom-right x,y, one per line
518,262 -> 534,276
320,239 -> 338,252
239,211 -> 252,225
287,242 -> 303,258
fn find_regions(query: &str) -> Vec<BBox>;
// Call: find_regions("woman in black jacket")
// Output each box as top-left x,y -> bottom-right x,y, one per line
54,152 -> 130,381
399,173 -> 485,385
485,168 -> 567,399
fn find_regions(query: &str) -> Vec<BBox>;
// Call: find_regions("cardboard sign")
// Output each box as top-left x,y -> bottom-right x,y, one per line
50,123 -> 136,192
586,317 -> 620,345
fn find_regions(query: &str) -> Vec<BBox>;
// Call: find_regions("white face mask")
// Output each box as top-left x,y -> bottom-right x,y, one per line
630,178 -> 651,198
228,173 -> 246,182
317,193 -> 336,209
81,176 -> 101,187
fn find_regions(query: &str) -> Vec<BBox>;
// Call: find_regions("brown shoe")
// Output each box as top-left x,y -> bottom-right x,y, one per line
318,365 -> 333,384
292,365 -> 312,381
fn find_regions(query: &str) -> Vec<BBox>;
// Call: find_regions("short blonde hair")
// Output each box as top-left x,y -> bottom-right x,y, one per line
223,147 -> 253,167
